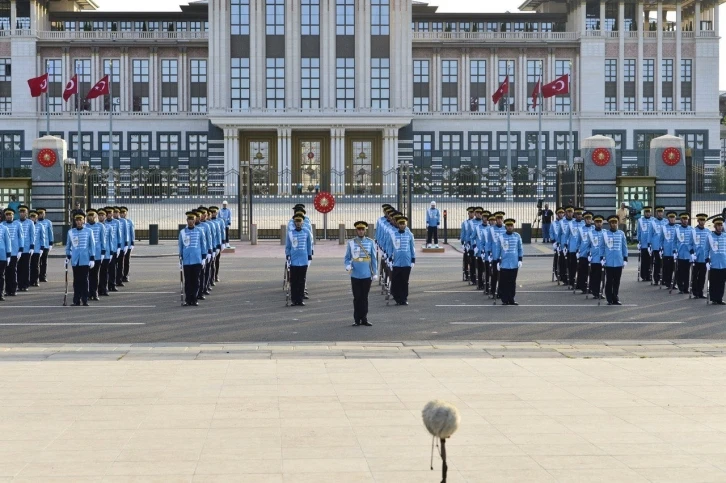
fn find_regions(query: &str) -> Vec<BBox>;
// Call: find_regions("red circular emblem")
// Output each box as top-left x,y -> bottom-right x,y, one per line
313,192 -> 335,214
591,148 -> 611,167
662,147 -> 681,166
307,151 -> 315,160
37,149 -> 57,168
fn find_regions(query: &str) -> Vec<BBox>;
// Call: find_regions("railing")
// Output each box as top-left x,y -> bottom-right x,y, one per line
412,31 -> 579,41
682,31 -> 695,38
29,110 -> 209,119
644,31 -> 658,38
603,110 -> 697,117
37,30 -> 208,41
220,107 -> 411,116
413,110 -> 578,118
698,30 -> 717,37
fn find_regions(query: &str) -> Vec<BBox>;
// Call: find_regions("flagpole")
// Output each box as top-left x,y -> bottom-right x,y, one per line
76,60 -> 82,166
108,65 -> 115,204
568,62 -> 573,168
45,61 -> 50,135
506,69 -> 512,202
537,73 -> 543,199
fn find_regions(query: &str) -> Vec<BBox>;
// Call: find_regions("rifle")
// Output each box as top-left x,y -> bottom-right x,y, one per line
706,264 -> 711,305
688,262 -> 695,299
62,259 -> 69,306
669,252 -> 679,294
598,263 -> 607,306
180,259 -> 184,306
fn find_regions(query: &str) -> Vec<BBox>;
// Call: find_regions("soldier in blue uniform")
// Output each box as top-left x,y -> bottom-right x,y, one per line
559,206 -> 574,286
36,208 -> 53,283
649,207 -> 667,284
488,211 -> 506,298
587,215 -> 606,299
344,221 -> 378,326
194,209 -> 213,300
65,212 -> 96,306
2,208 -> 23,297
636,206 -> 654,281
28,211 -> 46,287
104,207 -> 121,293
461,207 -> 474,281
675,212 -> 695,294
551,207 -> 565,282
575,211 -> 593,293
602,215 -> 628,305
16,205 -> 35,292
566,208 -> 584,289
208,206 -> 224,283
96,209 -> 111,296
706,216 -> 726,305
497,218 -> 523,305
120,207 -> 135,283
475,210 -> 491,291
220,201 -> 232,249
466,207 -> 482,286
426,201 -> 440,248
661,211 -> 679,289
691,213 -> 710,299
0,220 -> 11,301
179,211 -> 206,306
112,207 -> 127,287
85,209 -> 106,301
390,216 -> 415,305
285,214 -> 313,306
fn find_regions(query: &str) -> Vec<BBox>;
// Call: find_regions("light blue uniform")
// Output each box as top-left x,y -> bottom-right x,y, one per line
179,226 -> 206,265
125,217 -> 135,247
567,219 -> 584,253
0,224 -> 11,259
105,219 -> 119,256
117,217 -> 128,249
460,218 -> 471,247
650,217 -> 667,251
559,217 -> 573,249
391,229 -> 415,267
2,220 -> 23,255
637,216 -> 653,246
426,208 -> 440,227
706,231 -> 726,269
602,229 -> 628,267
198,221 -> 213,258
345,236 -> 378,279
662,222 -> 678,255
219,208 -> 232,228
467,218 -> 481,249
489,224 -> 507,260
587,228 -> 605,264
675,225 -> 695,260
65,226 -> 96,266
285,228 -> 313,267
498,231 -> 523,269
693,226 -> 710,263
33,220 -> 47,251
19,218 -> 35,253
576,223 -> 593,257
550,218 -> 562,247
86,221 -> 107,260
475,222 -> 489,258
39,218 -> 54,247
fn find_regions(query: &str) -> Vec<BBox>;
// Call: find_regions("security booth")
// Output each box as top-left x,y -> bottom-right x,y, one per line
616,176 -> 656,241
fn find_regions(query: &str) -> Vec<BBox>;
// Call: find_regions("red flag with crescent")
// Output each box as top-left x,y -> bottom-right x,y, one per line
86,75 -> 109,100
62,75 -> 78,102
27,73 -> 49,98
491,76 -> 509,105
541,74 -> 569,98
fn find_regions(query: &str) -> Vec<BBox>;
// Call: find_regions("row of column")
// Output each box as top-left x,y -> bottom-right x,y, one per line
580,0 -> 719,34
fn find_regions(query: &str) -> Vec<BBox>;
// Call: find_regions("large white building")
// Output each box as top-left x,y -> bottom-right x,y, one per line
0,0 -> 722,196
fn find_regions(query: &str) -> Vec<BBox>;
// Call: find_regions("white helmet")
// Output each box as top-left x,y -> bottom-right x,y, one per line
431,201 -> 436,206
222,200 -> 228,205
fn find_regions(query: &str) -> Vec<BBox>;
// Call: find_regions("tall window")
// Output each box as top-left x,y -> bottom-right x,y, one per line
130,133 -> 151,152
642,59 -> 654,111
100,133 -> 121,152
526,60 -> 542,111
75,59 -> 92,111
132,59 -> 149,112
190,59 -> 207,112
371,58 -> 390,109
371,0 -> 389,35
441,133 -> 461,152
497,60 -> 515,112
231,58 -> 250,109
624,59 -> 636,111
301,57 -> 320,109
266,58 -> 284,109
159,133 -> 180,153
46,59 -> 62,112
413,59 -> 429,112
441,60 -> 458,112
661,59 -> 673,111
681,59 -> 692,111
336,58 -> 354,109
161,59 -> 178,113
605,59 -> 617,111
301,0 -> 320,35
188,134 -> 208,153
470,60 -> 486,112
413,133 -> 433,153
266,0 -> 284,35
231,0 -> 250,34
0,59 -> 9,112
336,0 -> 354,35
469,133 -> 491,151
102,59 -> 120,112
554,60 -> 571,112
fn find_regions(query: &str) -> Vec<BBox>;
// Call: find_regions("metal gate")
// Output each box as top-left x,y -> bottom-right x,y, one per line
556,161 -> 583,209
397,161 -> 412,226
238,161 -> 251,240
64,159 -> 90,224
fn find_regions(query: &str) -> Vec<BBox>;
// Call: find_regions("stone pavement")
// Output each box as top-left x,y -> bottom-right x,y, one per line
2,344 -> 726,482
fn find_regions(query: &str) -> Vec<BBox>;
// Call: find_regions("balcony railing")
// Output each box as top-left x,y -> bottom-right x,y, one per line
412,31 -> 579,42
36,30 -> 209,41
219,107 -> 412,116
603,110 -> 697,117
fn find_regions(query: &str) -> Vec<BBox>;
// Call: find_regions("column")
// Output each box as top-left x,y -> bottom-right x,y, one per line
600,0 -> 606,31
10,0 -> 16,30
355,0 -> 365,108
148,48 -> 156,112
695,0 -> 700,35
29,0 -> 36,30
431,49 -> 440,111
675,0 -> 681,110
251,0 -> 265,109
92,47 -> 101,112
489,48 -> 496,113
383,127 -> 397,195
321,0 -> 335,109
547,49 -> 554,112
277,127 -> 291,194
291,0 -> 300,107
330,127 -> 345,194
121,48 -> 130,112
179,48 -> 187,112
224,127 -> 240,184
284,0 -> 294,109
656,1 -> 663,111
460,50 -> 469,112
714,0 -> 719,33
520,49 -> 527,112
618,0 -> 625,111
580,0 -> 587,32
637,1 -> 644,110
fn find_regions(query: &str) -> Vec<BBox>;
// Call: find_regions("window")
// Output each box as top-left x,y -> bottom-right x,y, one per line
624,58 -> 636,111
162,59 -> 178,83
0,132 -> 22,151
498,60 -> 515,111
459,22 -> 471,32
301,0 -> 320,35
605,59 -> 617,111
265,58 -> 284,109
63,21 -> 77,31
191,59 -> 206,83
73,59 -> 91,111
162,97 -> 178,112
301,57 -> 320,109
680,59 -> 692,111
371,0 -> 389,35
432,22 -> 443,32
175,22 -> 187,32
102,59 -> 120,112
266,0 -> 284,35
441,133 -> 461,151
416,22 -> 429,32
555,132 -> 576,151
677,131 -> 706,150
635,131 -> 665,150
159,133 -> 180,152
662,59 -> 673,111
133,59 -> 149,83
43,59 -> 62,112
351,141 -> 373,194
189,21 -> 202,32
100,133 -> 121,152
413,133 -> 433,153
554,60 -> 571,112
0,59 -> 8,81
129,133 -> 151,152
231,0 -> 250,35
191,97 -> 207,112
441,97 -> 457,112
642,59 -> 654,111
414,60 -> 429,83
413,97 -> 429,112
498,132 -> 519,151
413,60 -> 430,111
188,133 -> 208,152
526,132 -> 547,150
336,57 -> 354,109
336,0 -> 354,35
132,59 -> 149,112
70,133 -> 92,153
470,60 -> 486,112
526,60 -> 542,111
231,58 -> 250,109
0,97 -> 10,112
592,131 -> 624,150
442,60 -> 457,83
371,58 -> 389,109
190,59 -> 207,113
469,133 -> 491,151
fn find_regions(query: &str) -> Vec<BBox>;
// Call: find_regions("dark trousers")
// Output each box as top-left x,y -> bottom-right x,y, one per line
290,265 -> 308,304
4,256 -> 17,295
30,253 -> 40,285
476,257 -> 485,289
567,252 -> 578,287
652,250 -> 663,284
39,248 -> 49,281
541,223 -> 551,242
391,266 -> 412,304
426,227 -> 439,245
467,249 -> 477,284
589,263 -> 603,297
462,252 -> 469,279
123,249 -> 131,279
107,254 -> 117,290
115,250 -> 125,285
692,262 -> 707,297
183,264 -> 201,304
197,262 -> 207,298
709,268 -> 726,303
498,268 -> 518,304
677,259 -> 691,293
17,253 -> 31,289
204,259 -> 212,291
490,260 -> 500,296
351,277 -> 372,324
99,259 -> 109,295
0,260 -> 5,297
576,257 -> 589,291
88,262 -> 100,297
640,249 -> 652,281
214,250 -> 221,280
553,252 -> 559,280
662,256 -> 675,288
558,251 -> 569,284
72,265 -> 89,304
604,266 -> 623,303
224,227 -> 229,244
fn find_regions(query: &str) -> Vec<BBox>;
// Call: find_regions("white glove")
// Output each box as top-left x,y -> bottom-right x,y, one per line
48,246 -> 53,252
201,259 -> 206,268
552,242 -> 558,252
637,243 -> 641,250
517,261 -> 522,269
648,247 -> 652,256
206,254 -> 212,261
588,255 -> 592,263
6,258 -> 10,264
129,246 -> 134,252
179,262 -> 183,270
372,275 -> 379,282
116,249 -> 121,256
576,251 -> 580,259
29,249 -> 34,256
123,247 -> 129,254
17,252 -> 21,258
563,247 -> 568,255
307,261 -> 311,267
411,263 -> 415,269
495,262 -> 500,271
345,264 -> 352,272
89,261 -> 95,269
707,263 -> 711,271
623,261 -> 628,267
487,255 -> 492,263
690,254 -> 697,263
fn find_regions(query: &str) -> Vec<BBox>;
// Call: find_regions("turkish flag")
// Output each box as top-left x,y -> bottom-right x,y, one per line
531,78 -> 541,110
27,73 -> 49,98
86,75 -> 109,100
542,74 -> 570,98
62,75 -> 78,102
491,76 -> 509,105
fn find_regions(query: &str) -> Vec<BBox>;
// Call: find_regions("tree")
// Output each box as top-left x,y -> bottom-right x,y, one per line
711,165 -> 726,194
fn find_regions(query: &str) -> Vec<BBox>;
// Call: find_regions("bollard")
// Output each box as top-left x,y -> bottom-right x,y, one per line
339,224 -> 346,245
250,224 -> 258,245
443,210 -> 448,244
521,223 -> 532,244
148,224 -> 159,245
280,225 -> 286,245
